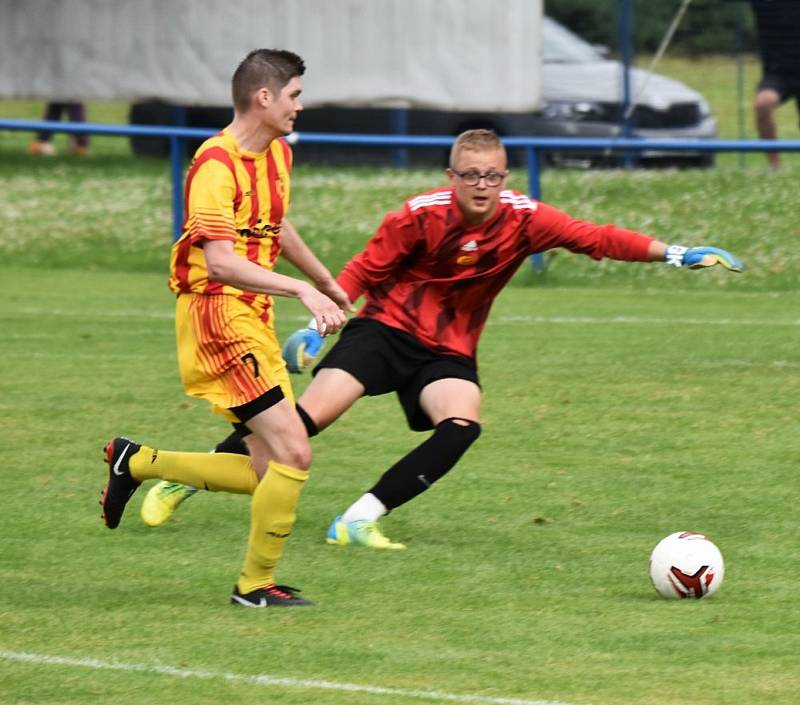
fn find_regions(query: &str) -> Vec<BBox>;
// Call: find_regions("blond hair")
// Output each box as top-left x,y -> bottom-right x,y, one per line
449,129 -> 506,167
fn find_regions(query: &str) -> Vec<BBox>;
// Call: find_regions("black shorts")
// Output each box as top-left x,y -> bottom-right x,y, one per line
313,317 -> 479,432
230,385 -> 285,436
757,72 -> 800,111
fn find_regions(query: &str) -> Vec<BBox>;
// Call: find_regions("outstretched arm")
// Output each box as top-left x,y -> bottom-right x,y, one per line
529,202 -> 744,272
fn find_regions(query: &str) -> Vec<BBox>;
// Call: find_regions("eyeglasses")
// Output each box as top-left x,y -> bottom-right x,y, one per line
451,168 -> 508,187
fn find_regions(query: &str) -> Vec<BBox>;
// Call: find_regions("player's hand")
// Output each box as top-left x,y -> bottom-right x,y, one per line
664,245 -> 744,272
282,325 -> 325,374
297,284 -> 348,336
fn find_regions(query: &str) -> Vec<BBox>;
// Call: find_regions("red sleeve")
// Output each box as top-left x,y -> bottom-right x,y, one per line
529,202 -> 653,261
336,206 -> 421,302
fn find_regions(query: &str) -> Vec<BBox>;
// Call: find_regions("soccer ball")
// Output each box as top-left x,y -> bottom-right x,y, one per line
648,531 -> 725,599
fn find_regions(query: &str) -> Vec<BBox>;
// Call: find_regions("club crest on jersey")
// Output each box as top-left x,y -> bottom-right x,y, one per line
457,240 -> 479,265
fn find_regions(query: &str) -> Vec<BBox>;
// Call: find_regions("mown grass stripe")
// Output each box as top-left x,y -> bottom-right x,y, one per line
4,306 -> 799,327
0,650 -> 583,705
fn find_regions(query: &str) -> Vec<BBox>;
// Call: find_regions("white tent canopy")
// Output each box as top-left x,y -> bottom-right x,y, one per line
0,0 -> 542,112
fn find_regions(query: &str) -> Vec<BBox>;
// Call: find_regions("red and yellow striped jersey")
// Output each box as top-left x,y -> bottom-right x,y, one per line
168,129 -> 293,324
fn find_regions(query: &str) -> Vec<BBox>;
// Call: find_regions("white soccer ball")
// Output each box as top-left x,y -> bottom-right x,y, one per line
648,531 -> 725,599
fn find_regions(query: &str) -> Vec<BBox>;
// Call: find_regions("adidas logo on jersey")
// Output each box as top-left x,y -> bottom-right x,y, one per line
409,191 -> 452,211
499,191 -> 537,211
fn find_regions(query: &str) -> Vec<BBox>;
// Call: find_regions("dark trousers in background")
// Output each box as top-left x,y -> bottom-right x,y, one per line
37,102 -> 89,147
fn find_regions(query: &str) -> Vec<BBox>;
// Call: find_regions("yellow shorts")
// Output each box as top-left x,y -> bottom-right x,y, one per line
175,293 -> 294,422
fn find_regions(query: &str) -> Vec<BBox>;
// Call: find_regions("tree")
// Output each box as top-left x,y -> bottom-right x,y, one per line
545,0 -> 755,56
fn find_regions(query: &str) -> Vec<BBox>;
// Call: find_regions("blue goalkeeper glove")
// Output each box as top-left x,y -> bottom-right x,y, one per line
664,245 -> 744,272
282,323 -> 326,374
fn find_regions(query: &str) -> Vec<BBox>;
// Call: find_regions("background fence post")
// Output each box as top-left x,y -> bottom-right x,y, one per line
618,0 -> 635,169
390,108 -> 409,168
170,135 -> 184,241
527,145 -> 545,273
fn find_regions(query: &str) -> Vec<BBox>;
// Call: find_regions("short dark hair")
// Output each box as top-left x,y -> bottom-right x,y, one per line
231,49 -> 306,113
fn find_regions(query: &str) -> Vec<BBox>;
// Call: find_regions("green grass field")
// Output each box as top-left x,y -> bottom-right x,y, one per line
1,56 -> 799,705
2,269 -> 798,705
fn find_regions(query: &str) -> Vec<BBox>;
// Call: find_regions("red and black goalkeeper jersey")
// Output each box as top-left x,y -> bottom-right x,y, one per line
337,187 -> 654,360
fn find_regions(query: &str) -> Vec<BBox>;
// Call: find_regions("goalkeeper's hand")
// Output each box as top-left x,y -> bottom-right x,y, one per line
664,245 -> 744,272
282,321 -> 326,374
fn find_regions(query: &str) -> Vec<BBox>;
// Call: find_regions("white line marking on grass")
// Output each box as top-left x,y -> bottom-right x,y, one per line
492,314 -> 800,327
0,650 -> 584,705
6,307 -> 800,328
3,307 -> 175,320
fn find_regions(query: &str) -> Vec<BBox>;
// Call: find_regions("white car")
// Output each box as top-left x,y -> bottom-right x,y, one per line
536,16 -> 717,167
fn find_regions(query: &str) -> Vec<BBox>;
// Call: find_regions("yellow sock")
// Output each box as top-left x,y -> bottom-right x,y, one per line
237,461 -> 308,594
129,446 -> 258,494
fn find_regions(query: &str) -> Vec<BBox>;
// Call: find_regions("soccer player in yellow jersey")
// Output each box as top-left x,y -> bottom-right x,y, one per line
100,49 -> 351,607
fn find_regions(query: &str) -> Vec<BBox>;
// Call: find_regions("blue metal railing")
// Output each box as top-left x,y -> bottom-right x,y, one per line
3,117 -> 800,256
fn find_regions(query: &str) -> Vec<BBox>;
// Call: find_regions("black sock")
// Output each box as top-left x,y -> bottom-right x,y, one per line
369,418 -> 480,510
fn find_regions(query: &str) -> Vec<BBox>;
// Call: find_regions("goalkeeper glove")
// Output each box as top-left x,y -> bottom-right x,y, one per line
282,321 -> 326,374
664,245 -> 744,272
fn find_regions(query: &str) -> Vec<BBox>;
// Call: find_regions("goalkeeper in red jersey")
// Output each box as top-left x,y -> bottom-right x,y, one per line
142,129 -> 743,549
